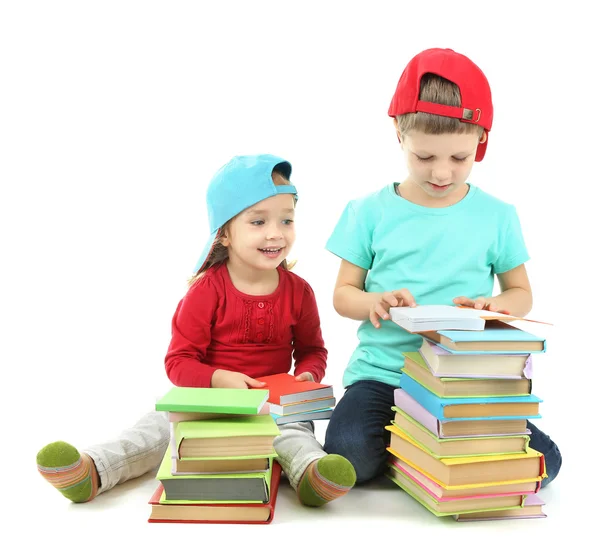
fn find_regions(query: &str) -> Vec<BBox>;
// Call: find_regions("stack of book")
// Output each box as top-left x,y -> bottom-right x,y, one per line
147,387 -> 282,524
387,305 -> 549,521
255,373 -> 336,425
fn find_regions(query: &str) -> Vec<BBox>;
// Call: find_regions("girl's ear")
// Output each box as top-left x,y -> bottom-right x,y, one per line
220,230 -> 230,248
479,130 -> 488,144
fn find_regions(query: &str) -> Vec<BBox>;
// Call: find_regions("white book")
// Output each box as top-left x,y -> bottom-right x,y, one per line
389,305 -> 513,333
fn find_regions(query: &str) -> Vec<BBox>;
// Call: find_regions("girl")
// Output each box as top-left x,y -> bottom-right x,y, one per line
37,154 -> 356,507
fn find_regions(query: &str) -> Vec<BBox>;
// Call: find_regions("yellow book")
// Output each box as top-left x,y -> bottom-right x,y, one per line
386,425 -> 546,487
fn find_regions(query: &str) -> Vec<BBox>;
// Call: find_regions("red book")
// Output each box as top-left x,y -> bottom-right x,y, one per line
255,372 -> 333,405
147,462 -> 282,524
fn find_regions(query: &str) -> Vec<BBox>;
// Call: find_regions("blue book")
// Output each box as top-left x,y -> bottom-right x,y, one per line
419,321 -> 546,354
399,373 -> 542,422
270,407 -> 333,425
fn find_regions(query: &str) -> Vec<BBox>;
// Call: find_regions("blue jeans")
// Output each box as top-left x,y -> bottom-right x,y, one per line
324,380 -> 562,488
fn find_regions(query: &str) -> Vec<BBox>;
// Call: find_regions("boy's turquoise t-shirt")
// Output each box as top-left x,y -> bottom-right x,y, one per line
326,184 -> 530,388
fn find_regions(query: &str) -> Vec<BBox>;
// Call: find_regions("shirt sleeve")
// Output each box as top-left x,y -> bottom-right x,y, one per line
291,281 -> 328,382
492,205 -> 530,275
164,278 -> 219,388
325,199 -> 375,270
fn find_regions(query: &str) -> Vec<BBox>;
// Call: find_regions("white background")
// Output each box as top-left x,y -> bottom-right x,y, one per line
1,1 -> 597,555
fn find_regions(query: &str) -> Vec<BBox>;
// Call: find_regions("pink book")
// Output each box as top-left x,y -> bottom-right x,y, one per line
454,493 -> 546,521
389,458 -> 535,502
393,389 -> 531,438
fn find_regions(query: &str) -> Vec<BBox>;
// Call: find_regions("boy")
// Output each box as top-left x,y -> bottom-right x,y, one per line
323,48 -> 562,487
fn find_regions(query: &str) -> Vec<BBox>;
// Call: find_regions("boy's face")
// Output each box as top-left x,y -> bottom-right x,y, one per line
222,193 -> 296,273
399,129 -> 482,200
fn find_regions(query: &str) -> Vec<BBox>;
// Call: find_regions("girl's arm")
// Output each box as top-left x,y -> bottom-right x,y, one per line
165,282 -> 220,388
291,282 -> 328,382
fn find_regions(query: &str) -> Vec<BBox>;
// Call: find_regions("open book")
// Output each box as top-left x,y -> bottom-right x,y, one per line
389,305 -> 550,333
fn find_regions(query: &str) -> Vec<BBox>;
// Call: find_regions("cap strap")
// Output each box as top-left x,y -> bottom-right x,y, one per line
416,101 -> 481,123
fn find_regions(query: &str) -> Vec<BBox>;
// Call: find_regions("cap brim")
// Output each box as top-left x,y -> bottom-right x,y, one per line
192,230 -> 219,275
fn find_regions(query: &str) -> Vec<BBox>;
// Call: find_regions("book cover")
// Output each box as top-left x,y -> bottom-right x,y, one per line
385,465 -> 526,517
254,372 -> 333,405
156,446 -> 273,503
393,390 -> 531,438
155,386 -> 269,414
388,456 -> 540,499
148,461 -> 283,524
426,338 -> 546,356
386,430 -> 546,487
171,453 -> 276,475
389,305 -> 550,334
390,305 -> 486,333
269,397 -> 335,416
399,373 -> 542,421
388,445 -> 544,491
391,407 -> 530,457
453,493 -> 546,521
420,322 -> 546,353
167,406 -> 271,423
172,415 -> 280,458
387,426 -> 546,470
418,341 -> 534,379
401,359 -> 532,398
271,407 -> 333,425
175,415 -> 280,441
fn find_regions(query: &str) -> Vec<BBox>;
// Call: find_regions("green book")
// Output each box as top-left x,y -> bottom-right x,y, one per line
155,387 -> 269,414
385,464 -> 524,517
174,415 -> 281,459
157,446 -> 273,503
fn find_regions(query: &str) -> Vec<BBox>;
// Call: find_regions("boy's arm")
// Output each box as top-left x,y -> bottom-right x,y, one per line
333,259 -> 377,320
493,264 -> 533,317
454,264 -> 533,318
333,259 -> 416,325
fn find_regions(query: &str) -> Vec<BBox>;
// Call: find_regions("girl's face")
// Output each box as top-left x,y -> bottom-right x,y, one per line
399,129 -> 482,202
222,193 -> 296,273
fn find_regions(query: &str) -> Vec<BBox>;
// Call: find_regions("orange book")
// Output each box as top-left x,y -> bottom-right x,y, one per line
254,373 -> 333,405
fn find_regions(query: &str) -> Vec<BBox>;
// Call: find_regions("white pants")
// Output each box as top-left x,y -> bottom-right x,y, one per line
85,411 -> 326,495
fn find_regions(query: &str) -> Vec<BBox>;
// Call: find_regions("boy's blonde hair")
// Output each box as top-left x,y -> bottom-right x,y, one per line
395,73 -> 485,138
188,170 -> 295,286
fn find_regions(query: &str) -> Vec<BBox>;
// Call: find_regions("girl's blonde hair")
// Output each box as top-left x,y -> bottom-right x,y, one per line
395,73 -> 485,138
188,170 -> 295,286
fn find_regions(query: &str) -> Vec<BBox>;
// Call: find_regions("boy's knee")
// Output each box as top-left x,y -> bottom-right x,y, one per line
324,430 -> 386,484
527,422 -> 562,488
540,441 -> 562,487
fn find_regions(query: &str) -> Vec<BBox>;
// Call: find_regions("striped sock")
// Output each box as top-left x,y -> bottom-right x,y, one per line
37,441 -> 99,503
297,454 -> 356,507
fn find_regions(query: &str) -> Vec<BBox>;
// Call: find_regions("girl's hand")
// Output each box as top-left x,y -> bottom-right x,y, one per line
453,296 -> 510,315
211,369 -> 267,389
295,372 -> 315,382
370,289 -> 417,328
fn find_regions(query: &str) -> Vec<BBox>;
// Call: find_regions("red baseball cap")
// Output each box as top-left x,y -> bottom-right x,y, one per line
388,48 -> 493,161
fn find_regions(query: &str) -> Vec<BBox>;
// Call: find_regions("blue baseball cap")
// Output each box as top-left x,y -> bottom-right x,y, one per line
193,154 -> 297,274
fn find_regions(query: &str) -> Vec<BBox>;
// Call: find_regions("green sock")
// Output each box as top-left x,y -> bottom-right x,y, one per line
298,454 -> 356,507
37,441 -> 99,503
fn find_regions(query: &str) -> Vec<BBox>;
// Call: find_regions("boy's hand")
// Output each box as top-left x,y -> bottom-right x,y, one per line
295,372 -> 315,382
453,296 -> 510,315
370,289 -> 416,328
211,369 -> 267,389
